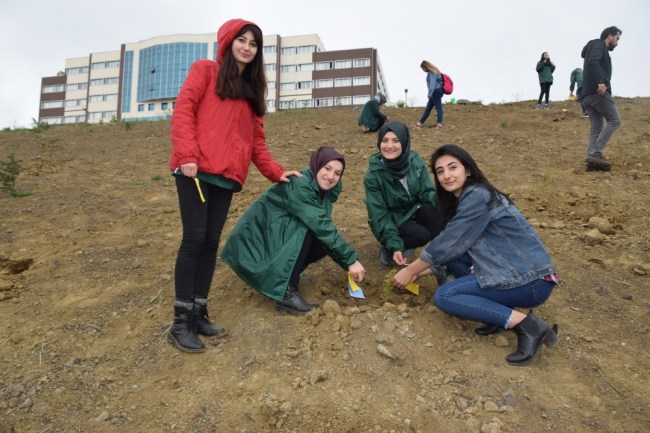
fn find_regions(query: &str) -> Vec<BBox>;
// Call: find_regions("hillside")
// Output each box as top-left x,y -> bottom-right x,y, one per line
1,99 -> 649,433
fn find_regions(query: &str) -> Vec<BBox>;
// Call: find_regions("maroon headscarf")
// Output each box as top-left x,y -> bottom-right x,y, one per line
309,147 -> 346,197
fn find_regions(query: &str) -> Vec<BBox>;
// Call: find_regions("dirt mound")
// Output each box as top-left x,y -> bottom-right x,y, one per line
1,99 -> 648,432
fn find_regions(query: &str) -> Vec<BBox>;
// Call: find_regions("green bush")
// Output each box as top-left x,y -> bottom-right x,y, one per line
0,154 -> 30,197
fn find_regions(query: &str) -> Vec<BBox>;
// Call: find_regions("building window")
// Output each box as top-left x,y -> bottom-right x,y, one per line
263,45 -> 277,54
316,98 -> 333,107
41,100 -> 64,109
335,60 -> 352,69
91,60 -> 120,70
265,63 -> 277,72
281,47 -> 296,55
297,45 -> 315,54
279,100 -> 296,109
353,58 -> 371,68
298,63 -> 314,71
281,64 -> 296,73
353,95 -> 370,105
336,96 -> 352,106
65,99 -> 86,107
42,84 -> 64,93
161,102 -> 168,110
280,82 -> 295,91
41,117 -> 63,125
353,76 -> 371,86
297,81 -> 313,89
148,103 -> 155,111
268,81 -> 276,89
266,99 -> 275,108
66,83 -> 88,91
335,78 -> 352,87
138,104 -> 144,112
66,66 -> 89,75
297,99 -> 313,108
90,77 -> 119,86
315,61 -> 332,71
315,79 -> 333,88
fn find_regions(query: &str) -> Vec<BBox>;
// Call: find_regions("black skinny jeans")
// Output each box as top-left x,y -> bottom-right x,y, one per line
288,230 -> 328,287
538,82 -> 551,104
174,176 -> 233,302
397,203 -> 444,250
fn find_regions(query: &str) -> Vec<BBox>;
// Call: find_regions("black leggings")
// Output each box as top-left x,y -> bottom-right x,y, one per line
174,176 -> 233,302
538,83 -> 551,104
289,230 -> 327,286
397,203 -> 444,249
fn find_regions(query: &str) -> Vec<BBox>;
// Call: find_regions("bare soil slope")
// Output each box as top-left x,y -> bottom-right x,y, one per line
1,99 -> 649,433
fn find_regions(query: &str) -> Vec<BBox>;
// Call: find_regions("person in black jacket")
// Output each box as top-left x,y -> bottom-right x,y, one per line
581,26 -> 622,171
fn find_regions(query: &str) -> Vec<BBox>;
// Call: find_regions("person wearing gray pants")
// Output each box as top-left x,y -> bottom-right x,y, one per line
580,26 -> 622,172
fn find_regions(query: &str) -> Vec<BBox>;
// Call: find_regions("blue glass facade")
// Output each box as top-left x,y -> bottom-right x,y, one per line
121,51 -> 134,112
137,42 -> 208,102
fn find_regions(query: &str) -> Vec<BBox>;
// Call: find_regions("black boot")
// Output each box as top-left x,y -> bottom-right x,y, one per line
276,285 -> 318,315
193,299 -> 226,337
506,311 -> 557,366
167,303 -> 205,353
475,323 -> 502,336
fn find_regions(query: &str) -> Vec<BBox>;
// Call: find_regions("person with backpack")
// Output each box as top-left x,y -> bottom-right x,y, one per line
415,60 -> 444,130
581,26 -> 623,172
536,52 -> 555,109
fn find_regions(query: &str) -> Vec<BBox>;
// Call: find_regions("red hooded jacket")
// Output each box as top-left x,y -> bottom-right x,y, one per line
169,19 -> 285,186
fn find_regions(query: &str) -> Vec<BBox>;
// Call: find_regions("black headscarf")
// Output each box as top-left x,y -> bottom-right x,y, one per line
309,147 -> 346,197
377,121 -> 411,178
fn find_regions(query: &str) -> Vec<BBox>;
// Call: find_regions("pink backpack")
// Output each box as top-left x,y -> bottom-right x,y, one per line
441,73 -> 454,95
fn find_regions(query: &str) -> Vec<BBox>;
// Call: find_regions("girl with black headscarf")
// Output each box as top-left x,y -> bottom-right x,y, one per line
222,147 -> 366,315
364,121 -> 444,270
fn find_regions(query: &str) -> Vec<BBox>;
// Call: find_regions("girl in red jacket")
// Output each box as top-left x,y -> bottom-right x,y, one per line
168,18 -> 300,352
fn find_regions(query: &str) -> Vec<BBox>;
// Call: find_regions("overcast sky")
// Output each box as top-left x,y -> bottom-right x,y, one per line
2,0 -> 648,129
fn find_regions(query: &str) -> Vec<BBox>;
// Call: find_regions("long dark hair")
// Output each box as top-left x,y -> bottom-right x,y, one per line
430,144 -> 510,225
216,24 -> 267,116
539,52 -> 551,63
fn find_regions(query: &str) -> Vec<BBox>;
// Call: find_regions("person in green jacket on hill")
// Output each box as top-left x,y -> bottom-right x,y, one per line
358,92 -> 389,132
222,147 -> 366,315
536,52 -> 555,109
569,67 -> 588,117
364,121 -> 444,270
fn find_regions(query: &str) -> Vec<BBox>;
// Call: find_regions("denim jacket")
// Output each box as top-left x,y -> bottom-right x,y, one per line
426,72 -> 442,97
420,184 -> 556,289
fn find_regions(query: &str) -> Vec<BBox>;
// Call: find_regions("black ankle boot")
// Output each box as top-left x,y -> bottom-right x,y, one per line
167,304 -> 205,353
506,311 -> 556,366
193,300 -> 226,337
276,285 -> 318,315
475,323 -> 502,336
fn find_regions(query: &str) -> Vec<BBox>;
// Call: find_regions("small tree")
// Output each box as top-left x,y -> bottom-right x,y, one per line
0,154 -> 30,197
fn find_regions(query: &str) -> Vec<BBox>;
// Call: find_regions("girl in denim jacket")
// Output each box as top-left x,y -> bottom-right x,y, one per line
393,144 -> 559,366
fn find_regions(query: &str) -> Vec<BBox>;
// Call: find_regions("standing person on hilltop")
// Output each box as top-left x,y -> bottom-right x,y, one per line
415,61 -> 444,130
392,144 -> 559,366
581,26 -> 623,172
222,147 -> 366,315
569,67 -> 589,117
167,18 -> 301,352
536,52 -> 555,109
364,121 -> 446,276
358,92 -> 389,132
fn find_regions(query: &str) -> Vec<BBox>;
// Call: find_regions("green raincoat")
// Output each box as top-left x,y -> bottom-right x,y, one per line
364,151 -> 436,254
222,168 -> 358,301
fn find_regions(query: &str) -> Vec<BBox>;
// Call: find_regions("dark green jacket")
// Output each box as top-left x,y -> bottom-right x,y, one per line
358,99 -> 387,131
222,168 -> 358,301
569,68 -> 583,92
364,151 -> 436,253
536,60 -> 555,84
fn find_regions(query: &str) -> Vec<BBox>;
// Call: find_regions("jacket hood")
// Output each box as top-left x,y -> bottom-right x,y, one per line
581,39 -> 599,59
217,18 -> 260,63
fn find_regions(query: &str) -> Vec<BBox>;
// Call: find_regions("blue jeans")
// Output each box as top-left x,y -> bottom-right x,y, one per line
434,254 -> 555,328
419,88 -> 443,125
582,93 -> 621,157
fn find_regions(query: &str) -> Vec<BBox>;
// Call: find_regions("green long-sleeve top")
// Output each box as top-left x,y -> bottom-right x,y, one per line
536,60 -> 556,84
363,151 -> 436,254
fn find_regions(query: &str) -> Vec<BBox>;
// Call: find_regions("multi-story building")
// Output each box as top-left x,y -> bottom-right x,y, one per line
38,32 -> 388,125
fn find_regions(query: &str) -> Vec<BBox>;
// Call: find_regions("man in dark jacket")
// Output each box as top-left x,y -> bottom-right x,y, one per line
581,26 -> 622,171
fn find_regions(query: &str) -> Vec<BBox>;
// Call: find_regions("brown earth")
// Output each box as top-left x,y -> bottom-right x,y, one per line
0,98 -> 649,433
